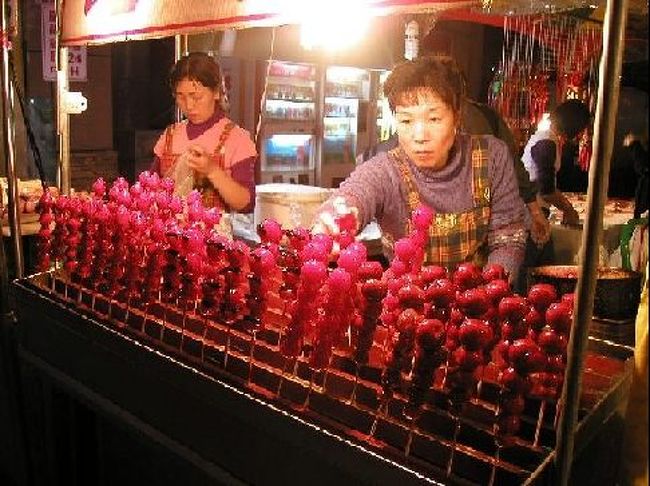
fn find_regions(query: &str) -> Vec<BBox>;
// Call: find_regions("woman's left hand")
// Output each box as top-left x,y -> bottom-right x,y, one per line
185,144 -> 215,177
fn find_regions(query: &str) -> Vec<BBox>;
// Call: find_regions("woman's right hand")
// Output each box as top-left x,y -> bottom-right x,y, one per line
311,211 -> 340,236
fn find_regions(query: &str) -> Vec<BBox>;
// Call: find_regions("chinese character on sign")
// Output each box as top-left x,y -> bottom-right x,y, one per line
41,4 -> 87,82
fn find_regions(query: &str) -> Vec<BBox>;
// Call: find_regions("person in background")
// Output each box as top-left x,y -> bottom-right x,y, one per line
623,132 -> 649,219
520,99 -> 590,280
151,52 -> 256,234
358,95 -> 551,247
314,55 -> 527,280
522,100 -> 590,225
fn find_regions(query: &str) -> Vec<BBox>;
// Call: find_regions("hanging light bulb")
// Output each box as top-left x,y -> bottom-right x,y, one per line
299,0 -> 371,51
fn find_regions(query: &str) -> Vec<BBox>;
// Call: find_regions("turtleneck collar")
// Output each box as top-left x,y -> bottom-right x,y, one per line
401,134 -> 465,181
186,108 -> 225,140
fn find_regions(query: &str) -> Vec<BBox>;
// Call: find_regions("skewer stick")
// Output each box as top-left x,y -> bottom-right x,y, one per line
475,363 -> 488,400
180,301 -> 188,351
446,404 -> 463,478
487,444 -> 502,486
553,397 -> 562,430
368,397 -> 388,439
247,329 -> 258,385
160,304 -> 168,342
200,314 -> 211,362
140,303 -> 150,334
347,364 -> 361,405
533,400 -> 547,447
76,279 -> 84,306
489,401 -> 503,485
107,295 -> 114,321
302,368 -> 317,409
320,354 -> 334,394
64,276 -> 70,300
404,415 -> 418,457
276,358 -> 292,397
124,295 -> 132,325
223,322 -> 233,369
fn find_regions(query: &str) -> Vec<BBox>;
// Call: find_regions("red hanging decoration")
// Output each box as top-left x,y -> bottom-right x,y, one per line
577,129 -> 592,171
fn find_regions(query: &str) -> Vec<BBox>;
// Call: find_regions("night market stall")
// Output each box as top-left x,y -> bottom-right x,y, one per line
0,0 -> 646,485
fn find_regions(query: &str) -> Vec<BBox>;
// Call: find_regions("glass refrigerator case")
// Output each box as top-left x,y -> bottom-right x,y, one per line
320,66 -> 370,188
260,133 -> 315,184
260,61 -> 318,184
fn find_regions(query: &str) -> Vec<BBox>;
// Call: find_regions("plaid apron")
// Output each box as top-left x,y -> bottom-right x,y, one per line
160,121 -> 236,209
390,137 -> 491,268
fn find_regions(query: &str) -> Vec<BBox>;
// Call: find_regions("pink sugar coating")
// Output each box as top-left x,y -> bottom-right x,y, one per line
411,205 -> 434,230
301,259 -> 327,284
91,178 -> 106,197
328,268 -> 352,292
389,259 -> 407,277
260,219 -> 283,243
251,247 -> 276,274
301,241 -> 328,264
311,233 -> 334,253
394,238 -> 416,262
346,241 -> 368,260
337,249 -> 362,274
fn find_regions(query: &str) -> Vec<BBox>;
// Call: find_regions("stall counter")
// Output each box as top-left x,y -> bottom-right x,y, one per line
549,194 -> 635,265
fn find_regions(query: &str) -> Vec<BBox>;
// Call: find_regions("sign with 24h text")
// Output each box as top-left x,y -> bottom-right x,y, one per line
41,3 -> 87,82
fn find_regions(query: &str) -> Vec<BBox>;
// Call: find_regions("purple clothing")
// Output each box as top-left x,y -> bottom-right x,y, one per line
326,134 -> 526,275
151,109 -> 256,213
186,109 -> 224,140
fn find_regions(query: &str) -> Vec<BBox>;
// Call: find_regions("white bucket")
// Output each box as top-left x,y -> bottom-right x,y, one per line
254,183 -> 331,230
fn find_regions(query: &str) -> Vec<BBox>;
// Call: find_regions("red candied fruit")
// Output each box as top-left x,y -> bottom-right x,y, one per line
527,283 -> 558,312
498,296 -> 529,322
482,263 -> 508,282
545,302 -> 573,334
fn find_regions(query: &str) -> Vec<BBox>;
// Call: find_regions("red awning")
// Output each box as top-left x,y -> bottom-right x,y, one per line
61,0 -> 479,46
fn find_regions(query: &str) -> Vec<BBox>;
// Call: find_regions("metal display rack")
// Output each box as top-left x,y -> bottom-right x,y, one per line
11,272 -> 634,485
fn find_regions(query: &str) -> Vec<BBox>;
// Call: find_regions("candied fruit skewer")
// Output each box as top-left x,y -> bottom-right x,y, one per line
303,268 -> 353,409
403,318 -> 446,456
36,189 -> 55,284
74,198 -> 98,304
348,273 -> 387,404
245,246 -> 277,383
199,232 -> 229,362
221,241 -> 250,369
276,260 -> 327,398
50,194 -> 70,291
106,205 -> 131,321
160,223 -> 183,342
536,297 -> 572,445
139,218 -> 167,334
178,227 -> 205,351
122,212 -> 148,325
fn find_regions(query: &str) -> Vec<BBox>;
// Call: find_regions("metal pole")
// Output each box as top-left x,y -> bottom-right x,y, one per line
174,35 -> 186,123
1,0 -> 23,279
55,0 -> 70,195
554,0 -> 629,484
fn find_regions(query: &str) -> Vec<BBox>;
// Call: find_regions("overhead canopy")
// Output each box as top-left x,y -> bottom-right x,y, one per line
61,0 -> 478,46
